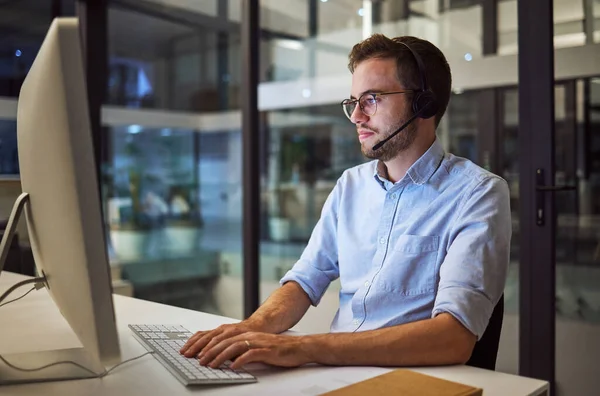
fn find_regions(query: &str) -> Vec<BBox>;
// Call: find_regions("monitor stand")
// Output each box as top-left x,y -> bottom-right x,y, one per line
0,193 -> 105,384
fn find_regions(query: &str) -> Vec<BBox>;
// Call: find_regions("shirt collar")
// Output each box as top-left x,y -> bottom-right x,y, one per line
373,138 -> 445,188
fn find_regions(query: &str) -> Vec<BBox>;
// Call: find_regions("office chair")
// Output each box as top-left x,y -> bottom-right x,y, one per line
465,294 -> 504,370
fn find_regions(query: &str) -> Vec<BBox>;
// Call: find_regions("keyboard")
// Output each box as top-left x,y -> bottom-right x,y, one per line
128,324 -> 257,386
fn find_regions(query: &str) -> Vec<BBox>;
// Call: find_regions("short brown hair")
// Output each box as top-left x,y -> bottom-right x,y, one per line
348,34 -> 451,127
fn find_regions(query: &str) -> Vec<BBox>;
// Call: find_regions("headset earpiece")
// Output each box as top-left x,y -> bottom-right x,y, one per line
398,40 -> 438,120
413,90 -> 438,119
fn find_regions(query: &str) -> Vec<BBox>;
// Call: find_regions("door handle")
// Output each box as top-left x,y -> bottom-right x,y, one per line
535,168 -> 575,226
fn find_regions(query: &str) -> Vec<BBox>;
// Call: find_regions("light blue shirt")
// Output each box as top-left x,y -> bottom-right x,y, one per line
280,138 -> 511,339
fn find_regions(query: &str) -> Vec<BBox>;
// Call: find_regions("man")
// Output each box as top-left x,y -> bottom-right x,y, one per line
180,34 -> 511,370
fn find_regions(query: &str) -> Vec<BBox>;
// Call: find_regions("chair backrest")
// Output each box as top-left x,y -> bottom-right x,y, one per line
466,294 -> 504,370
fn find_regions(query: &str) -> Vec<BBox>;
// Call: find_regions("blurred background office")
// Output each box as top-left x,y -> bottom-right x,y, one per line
0,1 -> 598,395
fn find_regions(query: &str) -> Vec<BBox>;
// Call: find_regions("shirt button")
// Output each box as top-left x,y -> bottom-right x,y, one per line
353,319 -> 360,325
364,281 -> 370,287
390,193 -> 397,200
379,237 -> 386,244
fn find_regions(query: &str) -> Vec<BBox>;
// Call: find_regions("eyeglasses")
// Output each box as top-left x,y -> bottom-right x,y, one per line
340,90 -> 414,120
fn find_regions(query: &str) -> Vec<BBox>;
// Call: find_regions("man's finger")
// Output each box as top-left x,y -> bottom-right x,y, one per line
206,340 -> 250,369
183,336 -> 210,357
180,330 -> 208,352
196,330 -> 241,358
183,332 -> 220,358
180,331 -> 208,353
229,349 -> 265,370
197,336 -> 237,365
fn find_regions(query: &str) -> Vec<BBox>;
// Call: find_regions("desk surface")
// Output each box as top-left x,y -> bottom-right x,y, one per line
0,272 -> 548,396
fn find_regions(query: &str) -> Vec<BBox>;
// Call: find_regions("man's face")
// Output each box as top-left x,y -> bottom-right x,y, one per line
349,58 -> 418,162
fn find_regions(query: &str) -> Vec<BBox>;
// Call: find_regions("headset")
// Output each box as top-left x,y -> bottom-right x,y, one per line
397,41 -> 438,119
372,40 -> 439,151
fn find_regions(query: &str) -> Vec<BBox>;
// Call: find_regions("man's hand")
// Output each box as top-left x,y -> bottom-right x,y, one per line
178,281 -> 313,366
197,332 -> 310,370
179,322 -> 260,358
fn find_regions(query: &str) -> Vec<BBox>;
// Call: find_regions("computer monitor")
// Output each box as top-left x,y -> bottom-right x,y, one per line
0,17 -> 121,384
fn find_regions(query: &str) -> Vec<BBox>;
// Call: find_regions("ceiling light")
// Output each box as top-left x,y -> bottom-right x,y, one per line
276,39 -> 304,51
128,125 -> 142,134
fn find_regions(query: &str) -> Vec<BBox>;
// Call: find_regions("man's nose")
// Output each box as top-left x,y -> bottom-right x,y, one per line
350,105 -> 368,124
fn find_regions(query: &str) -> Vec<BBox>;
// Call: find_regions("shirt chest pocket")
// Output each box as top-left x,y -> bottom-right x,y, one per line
377,234 -> 439,295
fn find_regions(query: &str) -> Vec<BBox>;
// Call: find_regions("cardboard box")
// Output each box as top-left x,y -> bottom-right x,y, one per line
320,369 -> 483,396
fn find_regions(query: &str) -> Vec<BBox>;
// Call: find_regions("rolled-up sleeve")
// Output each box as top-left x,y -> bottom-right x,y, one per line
279,179 -> 341,306
432,175 -> 511,340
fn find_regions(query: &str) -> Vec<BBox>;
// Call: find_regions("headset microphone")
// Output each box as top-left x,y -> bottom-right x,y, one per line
371,104 -> 429,151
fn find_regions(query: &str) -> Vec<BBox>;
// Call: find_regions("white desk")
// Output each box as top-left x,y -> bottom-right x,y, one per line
0,272 -> 549,396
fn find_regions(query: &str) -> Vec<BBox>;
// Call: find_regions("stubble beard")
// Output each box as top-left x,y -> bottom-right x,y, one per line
361,115 -> 418,162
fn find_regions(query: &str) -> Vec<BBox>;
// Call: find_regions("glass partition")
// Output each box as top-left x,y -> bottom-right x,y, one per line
445,90 -> 480,161
553,77 -> 600,395
499,0 -> 600,54
103,0 -> 244,319
107,3 -> 241,113
0,120 -> 19,176
260,0 -> 485,83
0,0 -> 54,97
